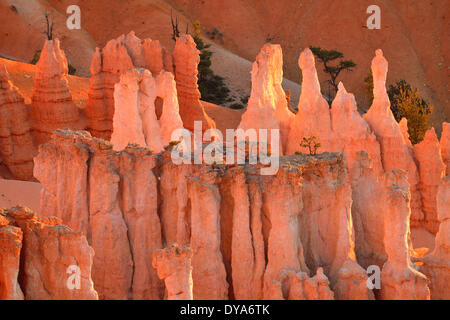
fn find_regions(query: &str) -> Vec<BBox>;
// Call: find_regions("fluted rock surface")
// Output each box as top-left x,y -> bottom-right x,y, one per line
110,68 -> 183,153
237,44 -> 294,154
363,49 -> 422,227
172,34 -> 215,132
441,123 -> 450,175
0,206 -> 97,300
286,48 -> 333,154
0,65 -> 35,180
30,39 -> 81,145
153,244 -> 193,300
380,170 -> 430,300
35,130 -> 163,300
414,128 -> 446,234
420,176 -> 450,299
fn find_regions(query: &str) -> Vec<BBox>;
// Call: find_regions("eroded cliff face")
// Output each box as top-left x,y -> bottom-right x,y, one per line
110,68 -> 183,152
32,130 -> 385,300
0,206 -> 97,300
420,176 -> 450,299
30,40 -> 82,145
0,65 -> 35,180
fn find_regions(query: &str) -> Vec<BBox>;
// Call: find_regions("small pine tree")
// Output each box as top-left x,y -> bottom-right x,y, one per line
309,46 -> 356,105
300,136 -> 321,155
395,86 -> 432,144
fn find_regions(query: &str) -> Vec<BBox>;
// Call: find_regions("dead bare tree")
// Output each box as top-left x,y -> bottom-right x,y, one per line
170,10 -> 180,41
43,11 -> 54,40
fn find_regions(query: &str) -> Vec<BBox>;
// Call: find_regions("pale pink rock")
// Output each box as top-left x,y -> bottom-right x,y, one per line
414,128 -> 446,234
238,44 -> 294,154
152,244 -> 193,300
441,123 -> 450,175
349,151 -> 386,268
380,170 -> 430,300
34,130 -> 165,300
0,65 -> 35,180
297,153 -> 373,300
0,215 -> 23,300
85,38 -> 134,140
187,169 -> 229,299
30,39 -> 81,145
119,145 -> 164,300
261,167 -> 309,298
420,176 -> 450,299
330,82 -> 382,174
143,39 -> 173,75
286,48 -> 333,154
33,131 -> 91,237
399,118 -> 413,148
363,49 -> 422,227
110,68 -> 183,153
3,206 -> 97,300
172,34 -> 216,132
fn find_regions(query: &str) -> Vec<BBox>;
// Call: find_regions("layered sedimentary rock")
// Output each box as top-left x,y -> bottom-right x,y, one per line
349,151 -> 386,268
414,128 -> 446,234
237,44 -> 294,154
441,123 -> 450,175
35,130 -> 163,300
29,39 -> 81,145
286,48 -> 333,154
86,31 -> 203,140
85,36 -> 134,140
110,68 -> 183,152
330,83 -> 382,174
363,49 -> 422,227
0,214 -> 23,300
420,176 -> 450,299
152,244 -> 193,300
172,34 -> 215,132
0,65 -> 35,180
380,170 -> 430,300
0,206 -> 97,300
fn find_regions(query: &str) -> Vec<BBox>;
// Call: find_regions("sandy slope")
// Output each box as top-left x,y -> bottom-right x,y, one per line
0,178 -> 41,213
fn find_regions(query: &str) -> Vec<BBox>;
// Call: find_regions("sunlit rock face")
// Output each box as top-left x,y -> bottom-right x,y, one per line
286,48 -> 333,155
363,49 -> 422,228
237,44 -> 294,155
420,176 -> 450,300
414,128 -> 446,234
33,130 -> 380,300
172,34 -> 216,132
152,244 -> 193,300
0,206 -> 97,300
379,170 -> 430,300
441,123 -> 450,175
0,65 -> 35,180
30,39 -> 82,145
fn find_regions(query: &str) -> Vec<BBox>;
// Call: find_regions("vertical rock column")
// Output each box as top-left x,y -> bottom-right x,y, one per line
3,206 -> 98,300
440,123 -> 450,175
380,170 -> 430,300
30,39 -> 81,145
286,48 -> 333,154
0,214 -> 23,300
0,65 -> 36,180
152,244 -> 193,300
414,128 -> 446,234
363,49 -> 422,227
237,44 -> 294,154
421,176 -> 450,299
187,168 -> 228,299
172,34 -> 215,132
